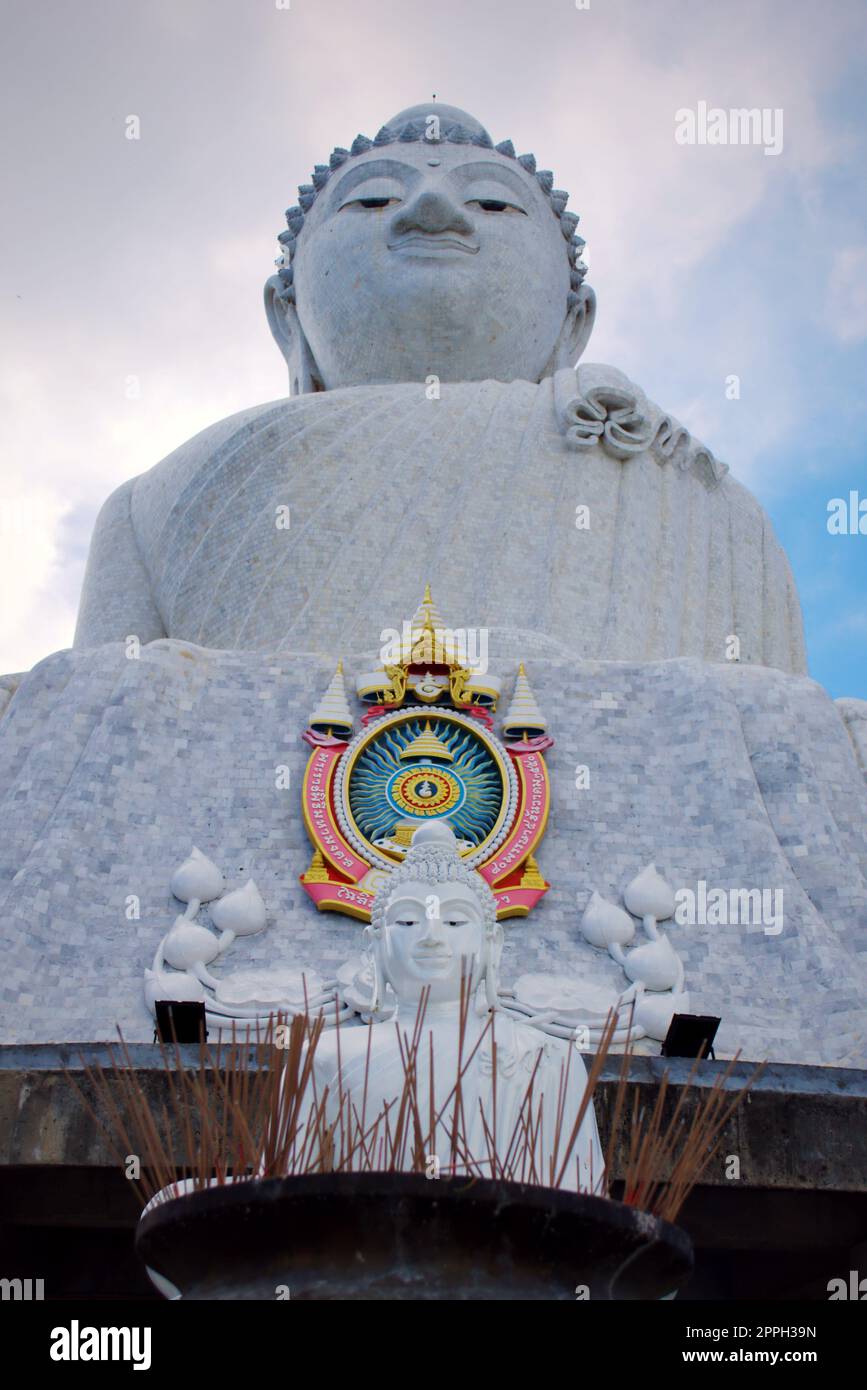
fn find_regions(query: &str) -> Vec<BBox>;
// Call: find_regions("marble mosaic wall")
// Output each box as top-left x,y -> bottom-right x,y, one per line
0,639 -> 864,1064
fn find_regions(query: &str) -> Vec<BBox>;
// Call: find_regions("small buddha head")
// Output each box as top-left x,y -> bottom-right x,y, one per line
265,104 -> 595,392
367,819 -> 501,1011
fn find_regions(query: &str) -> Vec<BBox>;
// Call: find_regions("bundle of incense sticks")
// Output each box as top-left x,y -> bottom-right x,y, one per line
67,988 -> 763,1223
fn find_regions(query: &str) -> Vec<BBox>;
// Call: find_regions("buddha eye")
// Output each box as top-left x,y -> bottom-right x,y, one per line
466,199 -> 527,215
342,196 -> 402,211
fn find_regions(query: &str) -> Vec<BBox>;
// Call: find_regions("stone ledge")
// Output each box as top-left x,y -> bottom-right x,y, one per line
1,1047 -> 864,1192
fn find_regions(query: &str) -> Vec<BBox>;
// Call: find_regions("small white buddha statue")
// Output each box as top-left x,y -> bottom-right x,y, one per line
311,821 -> 604,1192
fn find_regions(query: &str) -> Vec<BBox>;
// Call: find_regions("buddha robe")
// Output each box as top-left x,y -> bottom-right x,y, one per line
306,1005 -> 605,1194
74,364 -> 807,673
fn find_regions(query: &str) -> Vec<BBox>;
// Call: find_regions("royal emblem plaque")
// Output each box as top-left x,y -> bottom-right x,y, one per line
299,588 -> 553,922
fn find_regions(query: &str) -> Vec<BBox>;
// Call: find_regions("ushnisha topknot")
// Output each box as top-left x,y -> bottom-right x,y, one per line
274,106 -> 588,308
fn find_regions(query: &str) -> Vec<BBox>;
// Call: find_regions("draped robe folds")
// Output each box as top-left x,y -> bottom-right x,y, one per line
74,364 -> 807,674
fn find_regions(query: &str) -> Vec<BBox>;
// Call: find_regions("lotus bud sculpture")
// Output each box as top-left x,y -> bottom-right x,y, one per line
162,916 -> 221,973
209,879 -> 267,950
170,847 -> 224,908
623,863 -> 676,923
580,891 -> 636,951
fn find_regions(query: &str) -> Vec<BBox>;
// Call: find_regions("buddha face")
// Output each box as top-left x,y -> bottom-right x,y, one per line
380,878 -> 485,1005
290,141 -> 575,389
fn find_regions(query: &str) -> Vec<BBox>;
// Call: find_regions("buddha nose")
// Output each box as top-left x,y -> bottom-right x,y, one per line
419,906 -> 446,944
391,189 -> 474,238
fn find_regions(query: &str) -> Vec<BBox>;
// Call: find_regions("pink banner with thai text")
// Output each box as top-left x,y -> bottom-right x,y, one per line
302,745 -> 370,881
479,749 -> 549,885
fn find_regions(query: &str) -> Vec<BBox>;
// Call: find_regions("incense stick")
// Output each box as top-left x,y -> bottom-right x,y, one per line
65,999 -> 762,1222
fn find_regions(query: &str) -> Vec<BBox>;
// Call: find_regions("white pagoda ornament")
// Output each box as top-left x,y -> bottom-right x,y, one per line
502,662 -> 548,739
308,659 -> 354,739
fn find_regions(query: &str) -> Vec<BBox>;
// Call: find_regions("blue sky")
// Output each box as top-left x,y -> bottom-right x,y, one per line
1,0 -> 865,696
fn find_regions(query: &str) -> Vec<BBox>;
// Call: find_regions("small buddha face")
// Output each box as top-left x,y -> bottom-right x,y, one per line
380,878 -> 485,1005
291,142 -> 573,389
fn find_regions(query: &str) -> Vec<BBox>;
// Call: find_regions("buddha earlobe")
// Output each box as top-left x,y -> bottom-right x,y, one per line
362,921 -> 387,1020
547,282 -> 597,376
483,921 -> 504,1011
263,274 -> 323,395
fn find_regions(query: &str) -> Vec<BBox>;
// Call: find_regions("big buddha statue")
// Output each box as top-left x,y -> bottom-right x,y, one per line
74,103 -> 805,672
2,102 -> 864,1069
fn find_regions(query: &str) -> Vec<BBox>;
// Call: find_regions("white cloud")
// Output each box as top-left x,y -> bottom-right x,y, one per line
0,484 -> 76,671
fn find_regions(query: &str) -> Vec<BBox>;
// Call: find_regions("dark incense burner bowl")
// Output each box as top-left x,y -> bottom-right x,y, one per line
136,1173 -> 693,1300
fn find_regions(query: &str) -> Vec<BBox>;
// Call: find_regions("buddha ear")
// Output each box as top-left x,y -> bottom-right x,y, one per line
362,922 -> 386,1020
263,274 -> 324,395
546,283 -> 597,375
483,921 -> 504,1011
